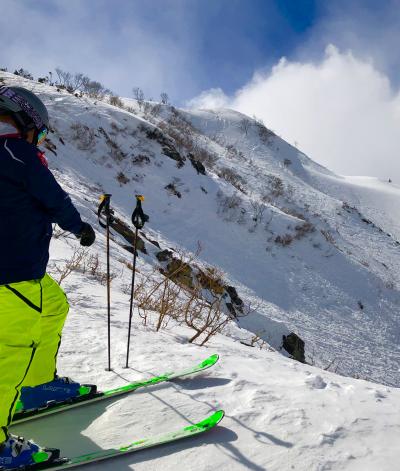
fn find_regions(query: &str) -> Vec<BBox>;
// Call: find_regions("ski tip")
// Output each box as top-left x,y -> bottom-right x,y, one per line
200,354 -> 219,369
193,410 -> 225,432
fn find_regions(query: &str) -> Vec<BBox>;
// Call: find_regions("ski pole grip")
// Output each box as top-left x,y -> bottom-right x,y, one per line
131,194 -> 149,229
98,194 -> 113,228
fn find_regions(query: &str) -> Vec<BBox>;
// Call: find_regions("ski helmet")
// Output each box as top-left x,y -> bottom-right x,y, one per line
0,86 -> 49,145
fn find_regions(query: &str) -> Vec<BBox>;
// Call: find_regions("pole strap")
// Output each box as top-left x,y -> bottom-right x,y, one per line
98,194 -> 114,229
131,195 -> 149,229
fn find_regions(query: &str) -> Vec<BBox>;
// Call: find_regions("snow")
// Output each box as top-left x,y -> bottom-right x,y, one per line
2,72 -> 400,470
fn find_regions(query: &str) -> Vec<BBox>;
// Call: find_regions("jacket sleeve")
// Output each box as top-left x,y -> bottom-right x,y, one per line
22,146 -> 84,235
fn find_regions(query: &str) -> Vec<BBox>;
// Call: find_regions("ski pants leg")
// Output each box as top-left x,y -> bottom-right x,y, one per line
0,274 -> 69,442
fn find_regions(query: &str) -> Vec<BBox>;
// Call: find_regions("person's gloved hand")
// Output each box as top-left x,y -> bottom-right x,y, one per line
77,222 -> 96,247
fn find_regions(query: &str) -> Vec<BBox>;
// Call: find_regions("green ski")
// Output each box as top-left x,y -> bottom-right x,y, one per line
12,354 -> 219,425
5,410 -> 225,470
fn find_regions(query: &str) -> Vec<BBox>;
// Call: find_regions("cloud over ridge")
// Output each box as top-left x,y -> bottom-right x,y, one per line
189,45 -> 400,181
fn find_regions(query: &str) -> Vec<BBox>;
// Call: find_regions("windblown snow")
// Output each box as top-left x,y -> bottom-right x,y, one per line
2,72 -> 400,471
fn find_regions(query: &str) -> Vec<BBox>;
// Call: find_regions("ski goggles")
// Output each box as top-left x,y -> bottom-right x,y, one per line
36,126 -> 48,145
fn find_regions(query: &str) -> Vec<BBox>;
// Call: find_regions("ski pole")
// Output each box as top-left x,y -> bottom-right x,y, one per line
98,194 -> 114,371
125,195 -> 149,368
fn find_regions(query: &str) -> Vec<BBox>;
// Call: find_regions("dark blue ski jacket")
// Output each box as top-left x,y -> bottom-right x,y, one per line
0,137 -> 84,285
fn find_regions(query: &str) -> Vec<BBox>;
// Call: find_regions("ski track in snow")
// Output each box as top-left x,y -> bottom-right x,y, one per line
2,72 -> 400,470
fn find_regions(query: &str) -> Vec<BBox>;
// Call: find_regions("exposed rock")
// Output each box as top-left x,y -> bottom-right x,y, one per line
156,250 -> 173,262
225,285 -> 244,308
139,232 -> 160,248
282,332 -> 305,363
196,269 -> 225,295
225,302 -> 238,318
141,125 -> 185,167
164,259 -> 194,289
162,146 -> 185,168
188,153 -> 206,175
165,183 -> 182,198
110,216 -> 146,254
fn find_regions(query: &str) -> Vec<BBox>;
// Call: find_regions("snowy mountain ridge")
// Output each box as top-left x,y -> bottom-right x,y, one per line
2,71 -> 400,470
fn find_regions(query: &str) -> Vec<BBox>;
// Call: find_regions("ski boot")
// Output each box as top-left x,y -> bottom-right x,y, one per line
0,434 -> 59,469
17,376 -> 97,412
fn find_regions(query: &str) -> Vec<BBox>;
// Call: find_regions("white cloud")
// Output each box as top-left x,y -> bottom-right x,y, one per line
0,0 -> 201,101
186,87 -> 229,109
189,46 -> 400,180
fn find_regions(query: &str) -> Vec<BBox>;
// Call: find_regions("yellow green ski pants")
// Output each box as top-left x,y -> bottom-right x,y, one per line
0,274 -> 69,442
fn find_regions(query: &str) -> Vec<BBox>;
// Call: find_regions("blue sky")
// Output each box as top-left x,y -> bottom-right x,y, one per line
1,0 -> 393,103
0,0 -> 319,102
2,0 -> 400,179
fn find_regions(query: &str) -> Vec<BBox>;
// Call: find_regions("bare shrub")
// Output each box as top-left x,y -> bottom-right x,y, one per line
132,154 -> 150,166
84,80 -> 109,99
191,146 -> 218,168
160,92 -> 169,104
110,121 -> 125,135
321,229 -> 336,245
264,211 -> 275,231
165,181 -> 182,198
216,191 -> 242,220
256,122 -> 275,145
184,293 -> 229,345
280,207 -> 306,220
14,68 -> 33,80
134,250 -> 197,329
242,331 -> 274,351
109,95 -> 124,108
268,175 -> 284,197
143,101 -> 153,116
53,248 -> 88,284
55,68 -> 89,93
133,248 -> 247,345
150,103 -> 162,117
159,120 -> 193,154
98,127 -> 126,161
239,118 -> 251,136
132,87 -> 145,109
117,171 -> 130,185
275,234 -> 294,246
250,200 -> 266,227
218,167 -> 246,193
83,253 -> 117,285
225,144 -> 245,160
83,253 -> 101,276
294,221 -> 315,239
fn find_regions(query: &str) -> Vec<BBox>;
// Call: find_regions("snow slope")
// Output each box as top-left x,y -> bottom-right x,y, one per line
2,72 -> 400,470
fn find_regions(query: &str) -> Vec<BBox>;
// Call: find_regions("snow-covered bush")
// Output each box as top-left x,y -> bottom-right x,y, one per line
109,95 -> 124,108
218,167 -> 246,193
98,126 -> 126,161
70,122 -> 96,151
132,154 -> 151,166
191,147 -> 217,169
256,121 -> 275,145
275,234 -> 294,246
216,191 -> 242,221
165,182 -> 182,198
116,171 -> 130,186
14,68 -> 33,80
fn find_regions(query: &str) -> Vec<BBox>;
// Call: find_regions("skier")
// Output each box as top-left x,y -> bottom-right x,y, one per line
0,85 -> 96,469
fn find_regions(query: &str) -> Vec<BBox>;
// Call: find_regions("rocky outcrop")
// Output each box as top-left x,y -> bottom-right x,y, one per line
110,216 -> 146,254
282,333 -> 305,363
188,153 -> 206,175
